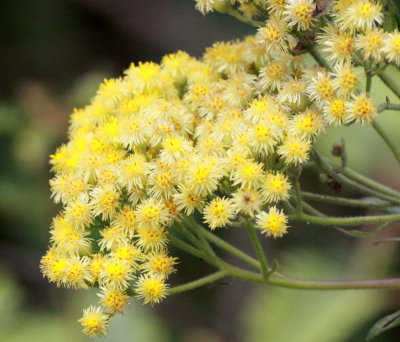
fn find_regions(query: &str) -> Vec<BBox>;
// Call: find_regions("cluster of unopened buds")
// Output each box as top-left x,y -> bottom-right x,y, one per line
40,0 -> 400,337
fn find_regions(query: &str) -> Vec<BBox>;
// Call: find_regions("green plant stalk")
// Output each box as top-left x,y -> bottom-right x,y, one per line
295,33 -> 334,72
169,229 -> 400,292
168,271 -> 227,295
266,274 -> 400,290
339,165 -> 400,200
366,70 -> 372,94
377,102 -> 400,113
190,219 -> 261,270
378,71 -> 400,99
184,216 -> 217,258
169,234 -> 216,266
173,222 -> 205,251
318,151 -> 400,199
301,200 -> 325,217
311,150 -> 400,204
166,257 -> 400,292
226,8 -> 264,27
294,178 -> 303,215
224,265 -> 400,290
281,200 -> 296,214
244,218 -> 270,278
301,191 -> 392,208
372,120 -> 400,165
290,212 -> 400,226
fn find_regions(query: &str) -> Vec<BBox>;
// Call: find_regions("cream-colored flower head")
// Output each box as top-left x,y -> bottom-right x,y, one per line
283,0 -> 315,31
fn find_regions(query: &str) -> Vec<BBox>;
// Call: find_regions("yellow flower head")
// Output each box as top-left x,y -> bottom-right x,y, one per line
278,79 -> 308,110
261,171 -> 292,203
335,0 -> 383,33
174,185 -> 206,216
318,25 -> 355,65
289,109 -> 325,139
232,159 -> 264,189
257,15 -> 291,53
333,64 -> 359,98
356,28 -> 385,63
283,0 -> 315,31
98,287 -> 130,314
78,306 -> 109,337
307,71 -> 336,107
135,198 -> 171,228
63,256 -> 90,289
383,30 -> 400,66
136,226 -> 168,252
231,189 -> 263,217
260,61 -> 290,91
346,93 -> 377,124
100,256 -> 133,290
203,197 -> 236,230
142,251 -> 178,279
323,97 -> 349,125
278,135 -> 312,165
256,206 -> 289,238
90,185 -> 120,220
135,274 -> 168,306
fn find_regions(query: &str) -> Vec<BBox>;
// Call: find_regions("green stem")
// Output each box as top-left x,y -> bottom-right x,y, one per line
291,212 -> 400,226
378,71 -> 400,99
281,200 -> 296,214
168,271 -> 227,295
366,70 -> 372,94
371,62 -> 388,77
244,218 -> 270,278
301,201 -> 325,217
340,165 -> 400,200
169,235 -> 215,265
173,222 -> 204,251
372,120 -> 400,165
185,216 -> 217,258
225,264 -> 400,290
294,177 -> 303,215
226,8 -> 264,27
296,34 -> 333,72
301,191 -> 392,208
311,150 -> 400,204
377,101 -> 400,113
170,234 -> 400,291
193,220 -> 261,270
267,275 -> 400,290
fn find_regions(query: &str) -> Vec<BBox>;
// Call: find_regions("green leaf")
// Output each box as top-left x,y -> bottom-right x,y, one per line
367,310 -> 400,340
335,222 -> 389,238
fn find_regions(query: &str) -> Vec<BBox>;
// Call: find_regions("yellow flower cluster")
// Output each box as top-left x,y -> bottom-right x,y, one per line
41,0 -> 400,336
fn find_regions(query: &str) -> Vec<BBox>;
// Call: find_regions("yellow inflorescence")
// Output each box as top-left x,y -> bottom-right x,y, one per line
41,0 -> 399,336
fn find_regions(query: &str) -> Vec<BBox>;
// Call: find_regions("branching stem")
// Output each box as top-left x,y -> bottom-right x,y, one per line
244,218 -> 270,278
290,212 -> 400,226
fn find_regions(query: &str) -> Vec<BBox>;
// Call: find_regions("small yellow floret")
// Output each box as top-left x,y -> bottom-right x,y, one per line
79,306 -> 109,337
278,136 -> 311,165
256,206 -> 289,238
135,274 -> 168,306
98,287 -> 130,314
346,93 -> 377,124
284,0 -> 315,31
260,171 -> 291,203
203,197 -> 235,230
